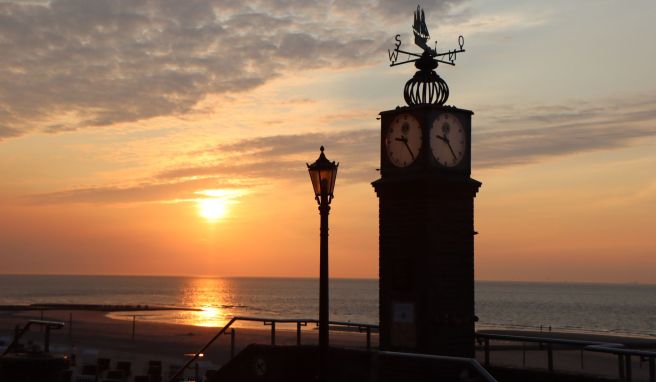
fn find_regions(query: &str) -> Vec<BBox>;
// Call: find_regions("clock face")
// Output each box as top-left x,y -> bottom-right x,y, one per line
430,113 -> 466,167
385,114 -> 422,167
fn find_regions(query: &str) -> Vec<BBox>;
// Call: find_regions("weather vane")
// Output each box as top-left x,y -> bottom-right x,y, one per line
388,5 -> 466,106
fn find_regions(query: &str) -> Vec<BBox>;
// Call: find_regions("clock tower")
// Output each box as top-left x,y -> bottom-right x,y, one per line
372,6 -> 481,357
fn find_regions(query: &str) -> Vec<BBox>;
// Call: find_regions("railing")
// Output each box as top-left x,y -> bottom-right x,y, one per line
476,332 -> 656,382
168,316 -> 378,381
169,317 -> 496,382
1,319 -> 65,356
587,344 -> 656,382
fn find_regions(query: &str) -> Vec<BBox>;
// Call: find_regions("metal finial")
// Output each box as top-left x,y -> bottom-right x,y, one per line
320,146 -> 324,152
387,6 -> 466,106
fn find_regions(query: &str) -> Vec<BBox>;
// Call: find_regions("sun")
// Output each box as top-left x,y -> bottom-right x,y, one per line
197,198 -> 229,221
195,189 -> 246,222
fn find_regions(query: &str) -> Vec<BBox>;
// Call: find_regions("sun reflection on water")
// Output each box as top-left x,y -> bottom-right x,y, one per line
181,278 -> 233,327
106,278 -> 237,327
196,306 -> 222,327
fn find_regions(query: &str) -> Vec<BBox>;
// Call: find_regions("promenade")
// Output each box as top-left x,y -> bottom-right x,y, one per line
2,309 -> 655,381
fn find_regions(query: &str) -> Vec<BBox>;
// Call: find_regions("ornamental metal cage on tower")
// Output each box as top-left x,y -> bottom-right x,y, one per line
403,53 -> 450,106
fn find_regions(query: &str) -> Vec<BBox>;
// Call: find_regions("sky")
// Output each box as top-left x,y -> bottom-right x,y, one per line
0,0 -> 655,283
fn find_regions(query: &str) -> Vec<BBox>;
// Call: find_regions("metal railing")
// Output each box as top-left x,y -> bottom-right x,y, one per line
476,332 -> 656,382
587,344 -> 656,382
169,317 -> 496,382
1,319 -> 65,356
168,316 -> 378,381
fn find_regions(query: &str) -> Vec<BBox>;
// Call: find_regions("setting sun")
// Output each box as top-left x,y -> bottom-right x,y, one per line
195,189 -> 246,222
197,198 -> 229,221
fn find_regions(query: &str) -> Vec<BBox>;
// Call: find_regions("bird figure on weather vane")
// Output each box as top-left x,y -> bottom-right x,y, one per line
388,5 -> 466,106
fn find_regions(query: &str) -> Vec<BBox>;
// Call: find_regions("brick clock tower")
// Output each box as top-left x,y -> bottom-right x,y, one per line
373,6 -> 481,357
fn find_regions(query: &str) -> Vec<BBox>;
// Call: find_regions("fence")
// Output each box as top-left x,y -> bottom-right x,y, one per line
476,332 -> 656,382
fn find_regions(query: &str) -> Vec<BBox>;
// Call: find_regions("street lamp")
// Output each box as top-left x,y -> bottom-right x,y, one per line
307,146 -> 338,379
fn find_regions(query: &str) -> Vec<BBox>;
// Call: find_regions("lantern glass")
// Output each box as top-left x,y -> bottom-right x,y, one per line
307,147 -> 338,201
309,168 -> 322,196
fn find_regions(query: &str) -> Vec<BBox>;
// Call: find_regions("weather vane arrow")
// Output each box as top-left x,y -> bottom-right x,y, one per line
387,5 -> 466,106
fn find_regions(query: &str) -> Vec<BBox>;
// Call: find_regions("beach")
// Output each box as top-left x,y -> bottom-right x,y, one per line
0,308 -> 377,380
3,308 -> 656,381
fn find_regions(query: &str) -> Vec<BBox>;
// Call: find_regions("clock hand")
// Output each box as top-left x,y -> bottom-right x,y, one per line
403,141 -> 415,160
436,135 -> 457,160
395,136 -> 415,160
446,141 -> 457,160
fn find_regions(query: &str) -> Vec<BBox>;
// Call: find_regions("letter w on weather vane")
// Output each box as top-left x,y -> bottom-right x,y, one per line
388,5 -> 466,68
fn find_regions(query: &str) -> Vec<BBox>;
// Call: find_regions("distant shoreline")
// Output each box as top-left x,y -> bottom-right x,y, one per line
0,303 -> 200,312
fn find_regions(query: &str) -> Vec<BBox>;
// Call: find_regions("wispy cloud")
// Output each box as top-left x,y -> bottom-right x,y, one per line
475,96 -> 656,167
28,177 -> 255,205
442,10 -> 549,36
0,0 -> 466,139
160,129 -> 379,181
26,129 -> 379,205
0,124 -> 21,139
28,94 -> 656,205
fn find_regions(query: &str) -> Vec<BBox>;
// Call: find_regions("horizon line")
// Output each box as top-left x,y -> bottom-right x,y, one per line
0,273 -> 654,286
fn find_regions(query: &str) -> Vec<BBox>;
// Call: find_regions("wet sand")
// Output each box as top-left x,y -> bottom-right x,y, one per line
0,309 -> 375,379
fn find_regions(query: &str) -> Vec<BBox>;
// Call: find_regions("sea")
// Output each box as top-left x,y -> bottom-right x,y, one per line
0,275 -> 654,338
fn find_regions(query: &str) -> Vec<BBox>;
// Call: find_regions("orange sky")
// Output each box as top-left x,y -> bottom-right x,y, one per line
0,0 -> 655,283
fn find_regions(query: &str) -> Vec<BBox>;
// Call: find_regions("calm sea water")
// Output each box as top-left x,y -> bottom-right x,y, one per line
0,276 -> 654,337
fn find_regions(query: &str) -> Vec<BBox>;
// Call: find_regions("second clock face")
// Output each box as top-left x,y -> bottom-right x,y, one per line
385,114 -> 422,167
430,113 -> 466,167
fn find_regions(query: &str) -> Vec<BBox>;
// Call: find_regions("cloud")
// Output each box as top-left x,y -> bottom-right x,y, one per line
0,0 -> 467,139
26,93 -> 656,205
28,95 -> 656,205
283,98 -> 316,105
0,124 -> 22,139
475,97 -> 656,168
26,128 -> 379,205
161,96 -> 656,183
30,95 -> 656,203
443,11 -> 548,37
28,177 -> 254,205
160,129 -> 379,182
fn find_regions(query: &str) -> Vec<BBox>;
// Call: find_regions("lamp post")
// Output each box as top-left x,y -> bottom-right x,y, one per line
307,146 -> 338,380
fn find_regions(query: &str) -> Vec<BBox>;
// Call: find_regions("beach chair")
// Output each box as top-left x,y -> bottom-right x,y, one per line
80,364 -> 98,381
147,360 -> 162,382
97,357 -> 111,374
115,361 -> 131,377
102,369 -> 125,382
61,368 -> 74,382
147,360 -> 162,373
